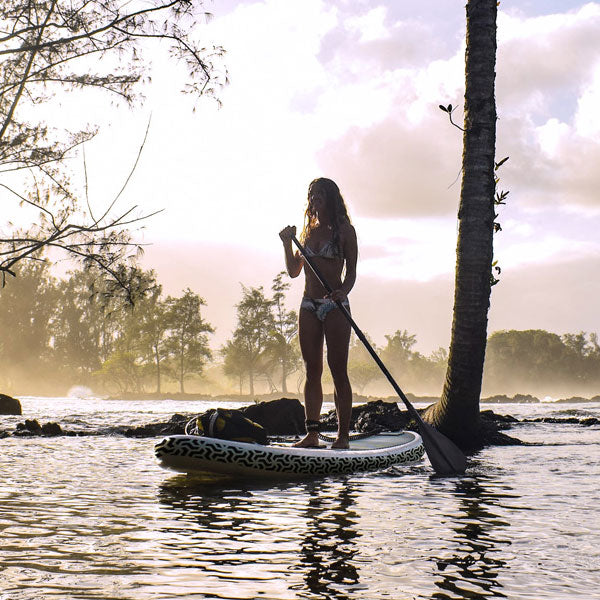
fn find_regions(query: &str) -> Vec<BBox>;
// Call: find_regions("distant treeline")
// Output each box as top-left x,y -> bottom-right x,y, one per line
0,262 -> 598,397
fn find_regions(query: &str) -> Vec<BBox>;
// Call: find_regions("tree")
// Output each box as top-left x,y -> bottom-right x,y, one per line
93,350 -> 144,395
221,338 -> 248,395
347,334 -> 381,394
51,270 -> 110,379
135,290 -> 169,394
380,330 -> 417,372
424,0 -> 498,448
265,272 -> 300,393
0,259 -> 58,389
0,1 -> 225,291
164,288 -> 213,393
224,285 -> 275,396
483,329 -> 600,396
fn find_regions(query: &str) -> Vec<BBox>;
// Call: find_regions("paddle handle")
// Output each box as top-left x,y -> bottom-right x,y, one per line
291,235 -> 422,424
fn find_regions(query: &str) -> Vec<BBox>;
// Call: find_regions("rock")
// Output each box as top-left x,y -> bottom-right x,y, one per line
555,396 -> 589,403
322,399 -> 414,433
13,419 -> 64,437
0,393 -> 22,415
481,395 -> 511,403
512,394 -> 539,403
241,398 -> 305,435
123,400 -> 306,438
41,422 -> 63,436
480,410 -> 519,430
123,413 -> 190,438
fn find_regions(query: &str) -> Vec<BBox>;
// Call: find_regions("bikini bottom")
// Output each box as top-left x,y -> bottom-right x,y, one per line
300,297 -> 350,322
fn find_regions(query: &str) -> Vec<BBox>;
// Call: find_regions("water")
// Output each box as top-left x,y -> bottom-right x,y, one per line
1,397 -> 599,600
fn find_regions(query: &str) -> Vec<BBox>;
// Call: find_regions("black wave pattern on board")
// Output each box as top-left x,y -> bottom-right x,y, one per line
155,436 -> 425,476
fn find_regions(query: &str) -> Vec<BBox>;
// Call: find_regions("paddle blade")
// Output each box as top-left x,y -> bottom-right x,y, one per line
417,419 -> 467,476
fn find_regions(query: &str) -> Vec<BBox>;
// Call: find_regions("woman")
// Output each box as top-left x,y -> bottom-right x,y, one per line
279,177 -> 358,449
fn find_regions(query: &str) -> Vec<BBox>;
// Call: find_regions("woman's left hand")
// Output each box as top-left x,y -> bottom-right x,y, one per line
327,289 -> 347,303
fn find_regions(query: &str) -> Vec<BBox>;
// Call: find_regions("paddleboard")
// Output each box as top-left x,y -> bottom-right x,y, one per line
154,431 -> 424,478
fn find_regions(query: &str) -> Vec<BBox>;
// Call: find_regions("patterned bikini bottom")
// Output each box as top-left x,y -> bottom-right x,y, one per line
300,297 -> 350,322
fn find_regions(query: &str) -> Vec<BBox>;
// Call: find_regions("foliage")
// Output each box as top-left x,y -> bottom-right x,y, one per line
1,260 -> 598,397
264,272 -> 301,393
163,288 -> 214,393
93,350 -> 144,394
0,0 -> 225,293
0,260 -> 58,373
222,285 -> 275,396
484,329 -> 600,395
347,334 -> 381,394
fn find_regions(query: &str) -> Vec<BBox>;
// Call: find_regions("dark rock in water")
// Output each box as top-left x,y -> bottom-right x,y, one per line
480,410 -> 519,430
241,398 -> 305,435
555,396 -> 590,403
512,394 -> 539,403
41,422 -> 63,436
24,419 -> 42,432
322,399 -> 414,433
13,419 -> 63,437
123,400 -> 306,438
481,395 -> 511,403
0,393 -> 21,415
123,413 -> 190,438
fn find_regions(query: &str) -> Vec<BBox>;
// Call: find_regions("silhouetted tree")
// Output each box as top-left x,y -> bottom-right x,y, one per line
265,272 -> 300,393
424,0 -> 498,448
224,285 -> 274,396
164,288 -> 214,393
0,0 -> 225,294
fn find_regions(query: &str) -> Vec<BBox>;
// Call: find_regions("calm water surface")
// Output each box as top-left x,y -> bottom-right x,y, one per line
1,397 -> 599,600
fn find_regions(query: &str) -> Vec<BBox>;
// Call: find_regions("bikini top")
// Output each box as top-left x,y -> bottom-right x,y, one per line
304,239 -> 343,259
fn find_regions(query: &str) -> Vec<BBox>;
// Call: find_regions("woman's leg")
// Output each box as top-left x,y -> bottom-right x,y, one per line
324,308 -> 352,449
294,307 -> 324,447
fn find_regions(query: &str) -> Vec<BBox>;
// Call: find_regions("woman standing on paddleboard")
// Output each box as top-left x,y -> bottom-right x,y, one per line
279,178 -> 358,449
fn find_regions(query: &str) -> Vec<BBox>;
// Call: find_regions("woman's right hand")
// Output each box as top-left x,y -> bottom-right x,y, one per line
279,225 -> 296,242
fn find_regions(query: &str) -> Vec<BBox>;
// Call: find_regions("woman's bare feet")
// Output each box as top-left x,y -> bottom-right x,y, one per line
293,432 -> 320,448
330,436 -> 349,450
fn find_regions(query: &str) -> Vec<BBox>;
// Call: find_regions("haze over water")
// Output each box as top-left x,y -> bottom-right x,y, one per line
2,396 -> 599,600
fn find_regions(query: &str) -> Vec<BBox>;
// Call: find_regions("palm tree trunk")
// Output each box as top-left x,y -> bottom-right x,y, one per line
424,0 -> 497,449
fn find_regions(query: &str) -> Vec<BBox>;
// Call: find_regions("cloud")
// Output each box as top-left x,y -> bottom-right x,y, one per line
317,112 -> 463,218
497,4 -> 600,118
316,1 -> 600,226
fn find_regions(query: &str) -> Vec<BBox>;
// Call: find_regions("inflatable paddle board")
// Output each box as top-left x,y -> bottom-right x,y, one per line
154,431 -> 424,479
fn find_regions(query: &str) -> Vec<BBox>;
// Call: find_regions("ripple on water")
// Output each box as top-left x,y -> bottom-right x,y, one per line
1,402 -> 600,600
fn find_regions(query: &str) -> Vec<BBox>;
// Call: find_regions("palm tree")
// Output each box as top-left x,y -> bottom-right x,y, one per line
424,0 -> 498,448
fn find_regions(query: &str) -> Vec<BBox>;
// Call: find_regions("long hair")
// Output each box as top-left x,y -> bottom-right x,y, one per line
300,178 -> 351,250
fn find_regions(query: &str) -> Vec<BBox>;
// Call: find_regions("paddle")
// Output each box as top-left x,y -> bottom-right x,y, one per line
292,235 -> 467,476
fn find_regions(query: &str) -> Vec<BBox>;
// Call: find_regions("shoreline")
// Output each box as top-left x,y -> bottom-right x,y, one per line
26,391 -> 600,404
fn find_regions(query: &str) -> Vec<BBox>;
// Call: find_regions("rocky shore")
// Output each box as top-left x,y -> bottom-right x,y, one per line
1,396 -> 598,447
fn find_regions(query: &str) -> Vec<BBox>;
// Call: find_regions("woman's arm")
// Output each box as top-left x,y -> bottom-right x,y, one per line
340,224 -> 358,295
329,224 -> 357,301
279,225 -> 303,278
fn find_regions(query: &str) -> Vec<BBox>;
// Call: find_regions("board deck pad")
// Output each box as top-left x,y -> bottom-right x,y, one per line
155,431 -> 425,479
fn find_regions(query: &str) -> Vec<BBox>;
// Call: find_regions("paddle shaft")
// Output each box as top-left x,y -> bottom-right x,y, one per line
292,235 -> 466,475
292,236 -> 421,421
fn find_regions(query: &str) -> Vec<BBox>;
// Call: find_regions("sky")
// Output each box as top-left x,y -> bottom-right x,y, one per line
14,0 -> 600,354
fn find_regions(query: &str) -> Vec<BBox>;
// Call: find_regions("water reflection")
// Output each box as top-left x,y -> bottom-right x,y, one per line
430,471 -> 523,600
291,479 -> 360,600
157,475 -> 361,600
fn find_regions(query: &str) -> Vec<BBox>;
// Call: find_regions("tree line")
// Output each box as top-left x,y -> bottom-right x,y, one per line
1,260 -> 597,397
